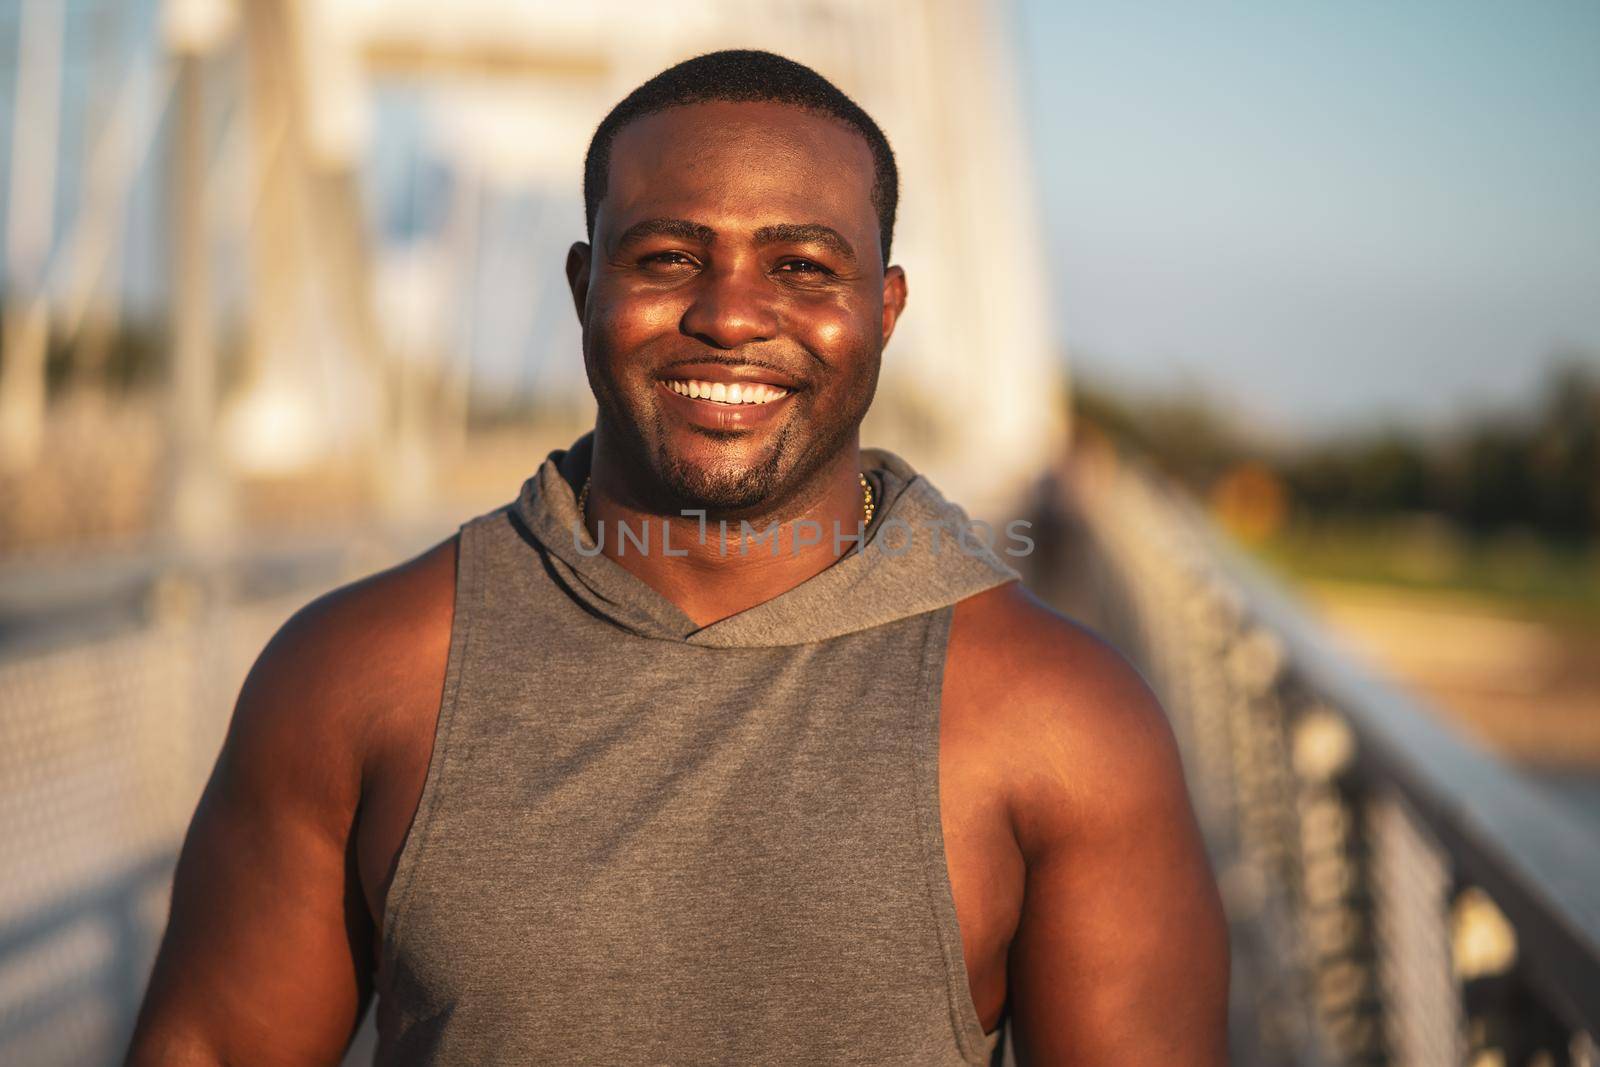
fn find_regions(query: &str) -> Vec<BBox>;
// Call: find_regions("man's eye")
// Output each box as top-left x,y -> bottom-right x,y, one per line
776,259 -> 830,276
642,251 -> 697,269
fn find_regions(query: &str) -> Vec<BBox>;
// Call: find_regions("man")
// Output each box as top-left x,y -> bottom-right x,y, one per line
129,50 -> 1227,1066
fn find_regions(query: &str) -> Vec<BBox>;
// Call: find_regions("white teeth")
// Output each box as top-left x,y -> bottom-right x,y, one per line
664,378 -> 789,406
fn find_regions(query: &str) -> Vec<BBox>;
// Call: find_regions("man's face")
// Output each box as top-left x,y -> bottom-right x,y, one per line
568,100 -> 907,513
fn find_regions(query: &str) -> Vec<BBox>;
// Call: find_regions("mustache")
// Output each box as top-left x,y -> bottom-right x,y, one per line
651,350 -> 815,390
655,352 -> 805,372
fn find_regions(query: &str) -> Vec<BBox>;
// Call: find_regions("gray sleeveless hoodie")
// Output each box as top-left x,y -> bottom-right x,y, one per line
375,434 -> 1018,1066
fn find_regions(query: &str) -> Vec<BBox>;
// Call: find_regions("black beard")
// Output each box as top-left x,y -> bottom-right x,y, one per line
588,346 -> 879,517
653,422 -> 793,513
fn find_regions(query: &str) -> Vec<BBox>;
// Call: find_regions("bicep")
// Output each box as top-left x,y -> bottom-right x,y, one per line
1007,664 -> 1229,1065
129,619 -> 373,1066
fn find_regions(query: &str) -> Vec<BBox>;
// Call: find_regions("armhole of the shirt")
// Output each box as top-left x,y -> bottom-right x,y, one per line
912,604 -> 996,1066
379,511 -> 485,964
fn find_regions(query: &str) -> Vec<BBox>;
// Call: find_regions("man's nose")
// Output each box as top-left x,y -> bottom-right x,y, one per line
679,263 -> 778,349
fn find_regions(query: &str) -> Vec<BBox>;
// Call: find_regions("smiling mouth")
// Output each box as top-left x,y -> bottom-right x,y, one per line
662,378 -> 791,406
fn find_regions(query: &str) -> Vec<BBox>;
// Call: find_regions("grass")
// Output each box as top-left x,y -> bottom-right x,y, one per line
1245,516 -> 1600,628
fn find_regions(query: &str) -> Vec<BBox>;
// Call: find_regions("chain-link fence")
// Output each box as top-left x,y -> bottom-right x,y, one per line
0,521 -> 443,1065
1051,453 -> 1600,1067
0,589 -> 295,1063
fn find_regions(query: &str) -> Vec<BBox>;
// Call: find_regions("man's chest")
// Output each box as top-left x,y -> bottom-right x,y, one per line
354,646 -> 1025,1036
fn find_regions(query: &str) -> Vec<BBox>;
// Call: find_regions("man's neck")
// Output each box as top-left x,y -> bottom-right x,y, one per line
584,436 -> 869,628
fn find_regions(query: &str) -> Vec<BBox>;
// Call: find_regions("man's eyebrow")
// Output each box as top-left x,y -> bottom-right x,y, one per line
613,218 -> 717,250
753,223 -> 857,262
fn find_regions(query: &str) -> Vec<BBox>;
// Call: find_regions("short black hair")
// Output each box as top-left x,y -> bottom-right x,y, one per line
583,49 -> 899,261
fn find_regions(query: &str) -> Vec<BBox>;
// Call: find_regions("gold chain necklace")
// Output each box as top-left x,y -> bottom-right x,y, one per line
578,474 -> 874,527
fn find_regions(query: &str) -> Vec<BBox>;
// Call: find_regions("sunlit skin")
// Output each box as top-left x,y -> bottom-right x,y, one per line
566,101 -> 907,625
128,99 -> 1228,1067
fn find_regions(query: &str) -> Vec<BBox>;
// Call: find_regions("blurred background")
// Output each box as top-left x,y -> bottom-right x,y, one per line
0,1 -> 1595,1064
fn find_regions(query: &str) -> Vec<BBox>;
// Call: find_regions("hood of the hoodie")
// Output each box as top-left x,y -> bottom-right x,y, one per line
510,433 -> 1018,648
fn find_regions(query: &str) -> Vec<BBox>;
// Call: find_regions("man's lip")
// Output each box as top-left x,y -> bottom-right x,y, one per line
654,378 -> 792,429
654,362 -> 804,391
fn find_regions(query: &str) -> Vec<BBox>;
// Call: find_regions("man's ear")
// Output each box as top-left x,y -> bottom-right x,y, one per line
566,241 -> 592,323
881,265 -> 908,347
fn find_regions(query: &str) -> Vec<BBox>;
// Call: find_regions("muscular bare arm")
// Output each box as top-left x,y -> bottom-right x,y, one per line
126,539 -> 456,1066
953,585 -> 1229,1065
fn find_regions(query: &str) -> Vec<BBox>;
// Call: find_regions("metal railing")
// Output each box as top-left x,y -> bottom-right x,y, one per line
0,519 -> 447,1066
1049,452 -> 1600,1066
0,587 -> 299,1064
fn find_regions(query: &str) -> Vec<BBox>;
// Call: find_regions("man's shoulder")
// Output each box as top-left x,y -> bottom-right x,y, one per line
266,534 -> 457,690
947,580 -> 1161,731
947,582 -> 1189,853
229,534 -> 459,769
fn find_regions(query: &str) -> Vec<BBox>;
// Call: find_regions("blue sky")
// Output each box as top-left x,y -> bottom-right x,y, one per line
1013,0 -> 1600,434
